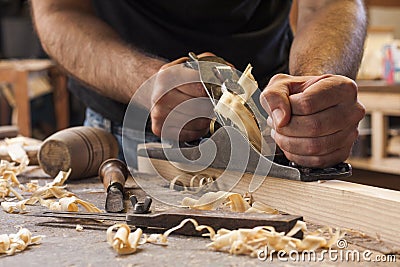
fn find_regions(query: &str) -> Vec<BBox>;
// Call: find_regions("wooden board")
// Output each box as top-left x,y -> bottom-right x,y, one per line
138,156 -> 400,246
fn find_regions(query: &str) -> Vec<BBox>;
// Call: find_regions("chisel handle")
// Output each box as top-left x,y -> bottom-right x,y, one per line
99,158 -> 129,190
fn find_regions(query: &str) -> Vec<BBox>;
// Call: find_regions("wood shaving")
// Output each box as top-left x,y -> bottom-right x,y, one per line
107,224 -> 143,255
0,227 -> 42,256
31,185 -> 75,199
24,180 -> 39,193
214,65 -> 262,151
237,64 -> 258,102
40,196 -> 103,213
6,143 -> 29,167
170,174 -> 215,193
215,91 -> 262,151
76,225 -> 84,232
1,198 -> 38,213
0,171 -> 24,200
31,169 -> 74,199
0,159 -> 26,177
182,191 -> 278,214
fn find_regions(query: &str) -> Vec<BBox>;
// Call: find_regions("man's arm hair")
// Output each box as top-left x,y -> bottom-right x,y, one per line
289,0 -> 367,79
31,0 -> 165,104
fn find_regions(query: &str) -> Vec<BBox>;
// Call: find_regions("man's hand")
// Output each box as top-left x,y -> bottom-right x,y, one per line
260,74 -> 365,168
151,53 -> 216,142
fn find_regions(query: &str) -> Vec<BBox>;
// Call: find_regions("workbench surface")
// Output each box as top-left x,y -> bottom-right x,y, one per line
1,168 -> 398,267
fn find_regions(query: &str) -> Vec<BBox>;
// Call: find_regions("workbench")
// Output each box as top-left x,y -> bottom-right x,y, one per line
1,167 -> 399,266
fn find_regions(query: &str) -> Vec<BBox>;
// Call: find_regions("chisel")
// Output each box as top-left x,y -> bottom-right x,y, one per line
99,158 -> 129,213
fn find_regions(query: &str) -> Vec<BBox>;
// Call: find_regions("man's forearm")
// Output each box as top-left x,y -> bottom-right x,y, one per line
31,0 -> 165,104
289,0 -> 367,79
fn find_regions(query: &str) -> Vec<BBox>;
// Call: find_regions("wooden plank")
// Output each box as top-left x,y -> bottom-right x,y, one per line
138,156 -> 400,246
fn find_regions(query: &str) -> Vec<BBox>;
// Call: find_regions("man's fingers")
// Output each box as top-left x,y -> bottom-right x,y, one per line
289,75 -> 358,115
155,60 -> 203,102
281,146 -> 353,168
267,102 -> 365,137
158,85 -> 211,110
260,74 -> 323,127
271,124 -> 358,156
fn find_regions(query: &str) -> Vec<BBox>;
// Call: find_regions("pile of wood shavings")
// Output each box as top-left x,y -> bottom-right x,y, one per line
0,227 -> 42,256
107,218 -> 345,257
1,169 -> 102,213
0,144 -> 102,214
0,142 -> 29,200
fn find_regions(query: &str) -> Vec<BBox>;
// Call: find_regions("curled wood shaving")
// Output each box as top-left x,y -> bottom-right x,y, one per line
6,143 -> 29,167
31,169 -> 74,199
170,174 -> 215,194
0,227 -> 42,256
107,224 -> 143,255
215,91 -> 262,151
0,157 -> 27,200
31,185 -> 75,199
182,191 -> 278,214
0,159 -> 26,176
1,198 -> 38,214
40,196 -> 103,213
237,64 -> 258,102
0,172 -> 24,200
24,180 -> 39,193
214,65 -> 262,152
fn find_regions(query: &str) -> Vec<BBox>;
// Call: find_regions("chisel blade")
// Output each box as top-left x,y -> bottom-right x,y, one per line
105,185 -> 124,213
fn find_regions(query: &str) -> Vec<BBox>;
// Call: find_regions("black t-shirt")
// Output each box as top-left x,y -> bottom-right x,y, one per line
69,0 -> 293,124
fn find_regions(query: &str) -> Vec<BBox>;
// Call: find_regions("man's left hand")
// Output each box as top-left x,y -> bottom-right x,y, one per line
260,74 -> 365,168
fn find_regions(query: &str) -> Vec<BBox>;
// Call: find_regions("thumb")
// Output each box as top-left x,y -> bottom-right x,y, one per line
260,74 -> 323,127
260,75 -> 293,128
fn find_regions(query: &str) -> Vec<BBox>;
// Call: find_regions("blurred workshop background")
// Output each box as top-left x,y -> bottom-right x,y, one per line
0,0 -> 399,189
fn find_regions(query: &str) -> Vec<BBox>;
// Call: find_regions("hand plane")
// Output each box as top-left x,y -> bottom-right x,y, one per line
138,53 -> 352,185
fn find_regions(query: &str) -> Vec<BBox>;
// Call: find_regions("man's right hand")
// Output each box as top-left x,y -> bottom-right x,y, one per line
150,53 -> 217,142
